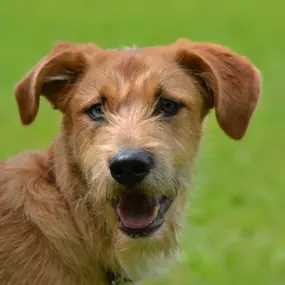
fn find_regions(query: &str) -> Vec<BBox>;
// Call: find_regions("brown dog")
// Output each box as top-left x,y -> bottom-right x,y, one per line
0,39 -> 260,285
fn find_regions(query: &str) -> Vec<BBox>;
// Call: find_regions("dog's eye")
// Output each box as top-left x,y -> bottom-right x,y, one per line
85,103 -> 104,121
155,97 -> 183,118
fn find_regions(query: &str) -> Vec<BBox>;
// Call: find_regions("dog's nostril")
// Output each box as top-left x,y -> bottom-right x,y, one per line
109,149 -> 154,186
111,164 -> 123,177
132,161 -> 148,175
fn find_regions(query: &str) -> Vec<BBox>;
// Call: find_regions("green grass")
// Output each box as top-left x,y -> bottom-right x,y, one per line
0,1 -> 284,284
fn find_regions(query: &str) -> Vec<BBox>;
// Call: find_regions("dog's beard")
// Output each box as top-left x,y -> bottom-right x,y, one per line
82,162 -> 190,231
73,148 -> 191,240
71,156 -> 190,280
113,190 -> 189,281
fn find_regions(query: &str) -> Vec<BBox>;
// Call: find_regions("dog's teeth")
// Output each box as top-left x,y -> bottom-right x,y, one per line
153,205 -> 160,217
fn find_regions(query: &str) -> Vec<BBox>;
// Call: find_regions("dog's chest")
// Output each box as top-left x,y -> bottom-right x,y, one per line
118,250 -> 179,282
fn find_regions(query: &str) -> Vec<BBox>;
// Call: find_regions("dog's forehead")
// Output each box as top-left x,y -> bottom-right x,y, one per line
91,46 -> 170,76
73,46 -> 197,111
76,48 -> 172,102
105,50 -> 149,78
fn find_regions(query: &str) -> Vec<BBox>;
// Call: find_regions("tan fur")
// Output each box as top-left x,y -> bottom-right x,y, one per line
0,39 -> 261,285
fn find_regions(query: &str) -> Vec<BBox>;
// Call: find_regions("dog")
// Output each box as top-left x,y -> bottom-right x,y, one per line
0,38 -> 260,285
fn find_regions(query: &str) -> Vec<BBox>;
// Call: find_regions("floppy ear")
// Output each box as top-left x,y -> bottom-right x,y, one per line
14,41 -> 99,125
173,38 -> 261,140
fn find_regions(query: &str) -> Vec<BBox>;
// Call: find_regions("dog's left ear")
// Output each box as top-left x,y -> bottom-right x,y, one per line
15,41 -> 99,125
172,38 -> 261,140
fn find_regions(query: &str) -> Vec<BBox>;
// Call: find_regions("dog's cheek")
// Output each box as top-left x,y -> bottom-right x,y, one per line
165,110 -> 203,168
69,120 -> 109,189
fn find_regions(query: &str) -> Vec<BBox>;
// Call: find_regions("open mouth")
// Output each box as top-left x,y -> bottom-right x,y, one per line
112,193 -> 172,238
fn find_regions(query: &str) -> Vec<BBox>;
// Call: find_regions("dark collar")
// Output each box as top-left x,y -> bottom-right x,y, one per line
105,269 -> 133,285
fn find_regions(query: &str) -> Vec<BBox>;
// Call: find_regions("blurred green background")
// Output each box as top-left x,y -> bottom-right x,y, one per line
0,1 -> 284,284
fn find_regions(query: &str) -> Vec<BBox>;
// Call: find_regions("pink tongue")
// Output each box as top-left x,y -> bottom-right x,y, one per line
117,194 -> 158,229
119,212 -> 156,229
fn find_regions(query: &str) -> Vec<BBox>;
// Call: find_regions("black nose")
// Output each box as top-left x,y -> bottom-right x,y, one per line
109,149 -> 154,186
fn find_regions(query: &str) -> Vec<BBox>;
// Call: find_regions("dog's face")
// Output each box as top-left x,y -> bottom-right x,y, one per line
14,39 -> 260,279
67,47 -> 205,235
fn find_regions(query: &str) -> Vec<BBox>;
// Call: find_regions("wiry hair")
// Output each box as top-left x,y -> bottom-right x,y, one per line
0,38 -> 260,284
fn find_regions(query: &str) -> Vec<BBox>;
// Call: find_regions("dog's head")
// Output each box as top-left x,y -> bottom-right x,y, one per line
14,39 -> 260,279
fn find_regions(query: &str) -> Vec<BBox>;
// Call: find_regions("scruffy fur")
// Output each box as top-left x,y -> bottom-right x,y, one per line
0,39 -> 261,285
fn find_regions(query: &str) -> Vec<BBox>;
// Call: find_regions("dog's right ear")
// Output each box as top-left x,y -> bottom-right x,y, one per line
14,41 -> 99,125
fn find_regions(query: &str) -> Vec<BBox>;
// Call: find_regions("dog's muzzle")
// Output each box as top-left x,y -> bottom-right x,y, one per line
109,148 -> 172,238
